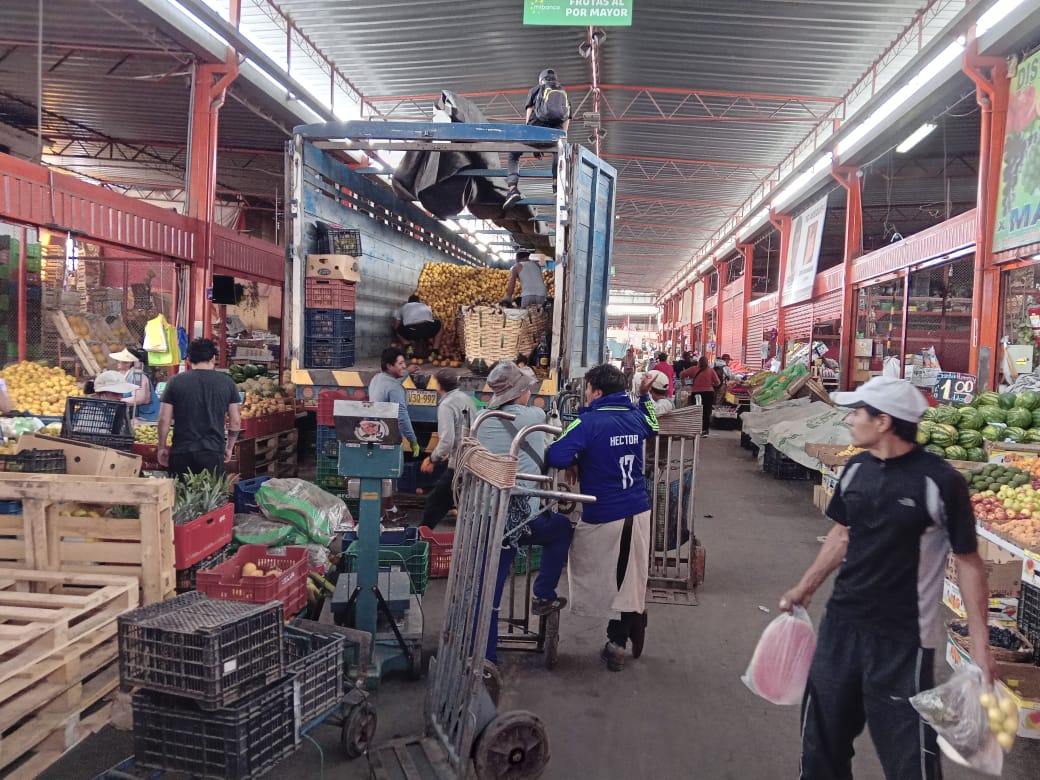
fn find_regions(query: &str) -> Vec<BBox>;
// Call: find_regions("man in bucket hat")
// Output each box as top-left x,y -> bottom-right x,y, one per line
779,376 -> 995,779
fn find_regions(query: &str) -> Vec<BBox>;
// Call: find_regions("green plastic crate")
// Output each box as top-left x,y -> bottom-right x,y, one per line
514,544 -> 542,575
314,455 -> 346,492
343,540 -> 429,595
25,244 -> 41,259
25,255 -> 40,274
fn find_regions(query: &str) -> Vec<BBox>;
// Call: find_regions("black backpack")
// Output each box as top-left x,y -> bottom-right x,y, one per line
533,84 -> 569,126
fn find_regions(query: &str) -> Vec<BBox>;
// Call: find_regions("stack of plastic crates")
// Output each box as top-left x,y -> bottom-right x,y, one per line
61,396 -> 134,451
316,424 -> 346,496
0,448 -> 66,474
304,310 -> 355,368
323,227 -> 362,256
341,538 -> 430,596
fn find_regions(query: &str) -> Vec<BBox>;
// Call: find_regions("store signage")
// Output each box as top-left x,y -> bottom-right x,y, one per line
933,371 -> 977,404
994,48 -> 1040,253
523,0 -> 634,26
782,195 -> 829,306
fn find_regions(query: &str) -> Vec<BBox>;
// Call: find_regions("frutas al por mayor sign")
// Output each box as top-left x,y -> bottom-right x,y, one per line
994,48 -> 1040,253
523,0 -> 634,26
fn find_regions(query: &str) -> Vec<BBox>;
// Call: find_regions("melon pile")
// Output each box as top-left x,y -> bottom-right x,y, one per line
919,390 -> 1040,462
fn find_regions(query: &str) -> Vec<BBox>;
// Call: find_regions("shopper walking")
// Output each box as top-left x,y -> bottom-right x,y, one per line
779,376 -> 996,780
679,356 -> 720,435
503,250 -> 548,307
157,338 -> 241,477
621,346 -> 636,390
546,363 -> 658,671
420,368 -> 477,529
649,352 -> 675,398
476,361 -> 572,664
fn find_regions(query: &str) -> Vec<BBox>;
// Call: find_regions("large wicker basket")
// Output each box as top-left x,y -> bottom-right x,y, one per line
461,303 -> 548,365
947,619 -> 1034,664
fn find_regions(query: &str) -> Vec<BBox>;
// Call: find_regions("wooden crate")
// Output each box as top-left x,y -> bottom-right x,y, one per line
0,475 -> 175,605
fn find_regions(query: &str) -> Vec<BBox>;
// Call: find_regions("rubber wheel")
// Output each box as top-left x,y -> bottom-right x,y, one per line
630,611 -> 647,660
542,611 -> 560,670
341,700 -> 377,759
482,659 -> 502,707
473,710 -> 550,780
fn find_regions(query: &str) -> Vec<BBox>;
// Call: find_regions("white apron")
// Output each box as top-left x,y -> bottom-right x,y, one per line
567,510 -> 651,618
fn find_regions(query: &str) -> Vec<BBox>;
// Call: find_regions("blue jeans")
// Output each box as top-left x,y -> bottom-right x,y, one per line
485,510 -> 572,663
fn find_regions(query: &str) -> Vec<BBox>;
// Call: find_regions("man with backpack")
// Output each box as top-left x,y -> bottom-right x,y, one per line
503,69 -> 570,209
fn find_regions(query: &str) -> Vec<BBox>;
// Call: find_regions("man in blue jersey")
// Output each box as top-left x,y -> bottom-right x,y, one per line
547,365 -> 658,671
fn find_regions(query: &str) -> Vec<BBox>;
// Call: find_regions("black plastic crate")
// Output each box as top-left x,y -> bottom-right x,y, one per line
304,338 -> 355,369
763,444 -> 815,481
118,591 -> 285,709
176,544 -> 235,593
316,425 -> 340,459
323,227 -> 362,256
133,674 -> 299,780
62,396 -> 134,451
305,308 -> 356,340
0,448 -> 66,473
284,626 -> 344,723
1019,581 -> 1040,666
739,432 -> 752,450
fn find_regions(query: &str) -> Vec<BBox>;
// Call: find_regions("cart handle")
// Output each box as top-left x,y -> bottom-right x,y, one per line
512,484 -> 597,505
508,423 -> 562,458
471,409 -> 516,433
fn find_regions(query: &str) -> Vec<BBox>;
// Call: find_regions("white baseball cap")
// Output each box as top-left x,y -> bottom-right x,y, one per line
645,370 -> 670,392
831,376 -> 929,423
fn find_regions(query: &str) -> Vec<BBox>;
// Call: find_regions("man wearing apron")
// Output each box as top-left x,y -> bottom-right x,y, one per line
547,365 -> 659,671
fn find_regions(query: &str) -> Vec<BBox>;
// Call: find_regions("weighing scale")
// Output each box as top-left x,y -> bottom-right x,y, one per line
332,400 -> 424,685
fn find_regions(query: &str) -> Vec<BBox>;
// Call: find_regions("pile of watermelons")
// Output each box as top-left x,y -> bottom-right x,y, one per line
918,390 -> 1040,462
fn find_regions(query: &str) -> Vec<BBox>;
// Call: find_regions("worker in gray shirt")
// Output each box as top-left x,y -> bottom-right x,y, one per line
420,369 -> 477,529
504,251 -> 548,307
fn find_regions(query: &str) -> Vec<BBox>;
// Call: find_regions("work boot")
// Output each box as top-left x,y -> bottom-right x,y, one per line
503,187 -> 522,209
601,641 -> 625,672
630,612 -> 648,659
531,596 -> 567,616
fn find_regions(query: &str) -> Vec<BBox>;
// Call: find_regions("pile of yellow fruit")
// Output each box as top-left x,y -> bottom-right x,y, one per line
241,561 -> 282,578
414,263 -> 554,362
134,425 -> 172,445
837,444 -> 865,457
241,392 -> 293,419
981,689 -> 1019,750
0,361 -> 80,416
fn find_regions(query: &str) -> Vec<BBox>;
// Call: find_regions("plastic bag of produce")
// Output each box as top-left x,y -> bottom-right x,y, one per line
741,606 -> 817,705
256,478 -> 343,546
910,667 -> 1014,776
232,513 -> 305,546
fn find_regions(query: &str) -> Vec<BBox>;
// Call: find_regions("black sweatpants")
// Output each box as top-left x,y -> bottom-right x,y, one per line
800,613 -> 941,780
421,467 -> 454,529
606,516 -> 639,647
168,449 -> 225,478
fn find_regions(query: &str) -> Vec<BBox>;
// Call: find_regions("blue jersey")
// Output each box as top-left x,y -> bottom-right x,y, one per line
546,391 -> 658,523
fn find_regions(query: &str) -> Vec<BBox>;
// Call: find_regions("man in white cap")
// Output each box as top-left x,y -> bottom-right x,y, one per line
91,371 -> 138,402
779,376 -> 995,780
643,370 -> 673,415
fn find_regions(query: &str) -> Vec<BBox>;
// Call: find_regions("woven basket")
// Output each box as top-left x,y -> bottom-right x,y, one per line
658,406 -> 704,438
461,303 -> 547,365
947,619 -> 1034,664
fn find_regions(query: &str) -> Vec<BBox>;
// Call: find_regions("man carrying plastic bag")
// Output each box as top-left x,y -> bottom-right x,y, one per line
776,376 -> 996,779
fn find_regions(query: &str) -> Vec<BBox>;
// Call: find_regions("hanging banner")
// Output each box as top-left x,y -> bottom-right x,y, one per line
523,0 -> 634,26
994,49 -> 1040,253
782,194 -> 829,306
691,280 -> 704,325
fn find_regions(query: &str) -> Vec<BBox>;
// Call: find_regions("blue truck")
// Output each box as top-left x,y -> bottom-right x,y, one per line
286,117 -> 617,424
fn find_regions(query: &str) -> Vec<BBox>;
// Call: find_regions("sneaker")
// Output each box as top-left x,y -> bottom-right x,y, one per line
601,641 -> 625,672
503,188 -> 522,209
630,612 -> 648,659
531,596 -> 567,616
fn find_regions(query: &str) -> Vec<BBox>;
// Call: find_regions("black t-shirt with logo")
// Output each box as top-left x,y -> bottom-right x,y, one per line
161,369 -> 240,455
826,445 -> 976,649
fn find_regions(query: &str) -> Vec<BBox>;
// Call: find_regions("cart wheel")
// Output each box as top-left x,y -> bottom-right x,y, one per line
473,710 -> 550,780
482,659 -> 502,707
341,700 -> 377,759
542,611 -> 560,670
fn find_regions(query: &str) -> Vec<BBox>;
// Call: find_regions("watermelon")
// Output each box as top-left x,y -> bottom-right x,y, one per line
1032,408 -> 1040,428
980,425 -> 1004,442
998,393 -> 1017,410
979,406 -> 1007,424
966,447 -> 987,462
929,424 -> 959,447
934,406 -> 961,426
1006,408 -> 1033,429
957,407 -> 983,430
921,407 -> 939,422
918,419 -> 937,434
957,430 -> 983,448
1026,428 -> 1040,443
924,444 -> 947,458
916,428 -> 931,445
944,445 -> 968,461
977,391 -> 1001,408
1004,426 -> 1027,443
1015,390 -> 1040,410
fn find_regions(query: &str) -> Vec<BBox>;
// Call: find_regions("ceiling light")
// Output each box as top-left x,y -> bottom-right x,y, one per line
977,0 -> 1026,36
896,123 -> 938,153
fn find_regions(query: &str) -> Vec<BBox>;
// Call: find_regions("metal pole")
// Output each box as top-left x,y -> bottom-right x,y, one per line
36,0 -> 42,165
17,226 -> 27,362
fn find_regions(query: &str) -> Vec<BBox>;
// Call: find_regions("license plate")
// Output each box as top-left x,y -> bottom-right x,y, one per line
408,390 -> 439,406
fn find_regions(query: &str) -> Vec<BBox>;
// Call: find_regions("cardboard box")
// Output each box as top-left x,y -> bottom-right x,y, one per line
16,432 -> 142,477
945,554 -> 1022,597
942,578 -> 1018,624
946,635 -> 1040,738
804,443 -> 858,468
984,440 -> 1040,465
306,254 -> 361,282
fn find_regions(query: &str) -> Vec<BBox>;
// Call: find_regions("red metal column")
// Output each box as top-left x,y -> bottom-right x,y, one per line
964,41 -> 1009,388
17,226 -> 27,361
738,242 -> 754,363
831,165 -> 863,389
714,259 -> 729,356
768,212 -> 792,367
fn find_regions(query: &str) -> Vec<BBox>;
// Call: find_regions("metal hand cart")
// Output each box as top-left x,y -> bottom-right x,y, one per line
368,437 -> 593,780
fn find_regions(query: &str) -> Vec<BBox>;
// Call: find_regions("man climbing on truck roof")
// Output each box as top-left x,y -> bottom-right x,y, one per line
503,68 -> 570,210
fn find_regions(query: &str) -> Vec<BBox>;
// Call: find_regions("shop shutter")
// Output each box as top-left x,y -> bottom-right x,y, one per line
721,288 -> 745,360
813,290 -> 842,323
746,311 -> 764,370
784,302 -> 813,341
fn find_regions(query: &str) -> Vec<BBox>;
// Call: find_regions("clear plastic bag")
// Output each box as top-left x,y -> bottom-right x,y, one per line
232,513 -> 303,547
256,478 -> 346,546
911,667 -> 1015,776
741,606 -> 817,705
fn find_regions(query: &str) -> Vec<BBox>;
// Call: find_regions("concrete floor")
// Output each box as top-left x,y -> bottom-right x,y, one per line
43,429 -> 1040,779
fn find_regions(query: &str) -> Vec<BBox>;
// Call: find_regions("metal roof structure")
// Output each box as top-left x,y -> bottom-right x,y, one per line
0,0 -> 1017,293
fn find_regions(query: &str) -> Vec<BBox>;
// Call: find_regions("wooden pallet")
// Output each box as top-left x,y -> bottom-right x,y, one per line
0,474 -> 175,605
254,454 -> 298,478
49,312 -> 101,376
253,429 -> 299,460
0,569 -> 136,689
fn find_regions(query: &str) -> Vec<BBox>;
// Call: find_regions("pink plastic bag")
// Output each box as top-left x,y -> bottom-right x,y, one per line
741,606 -> 817,705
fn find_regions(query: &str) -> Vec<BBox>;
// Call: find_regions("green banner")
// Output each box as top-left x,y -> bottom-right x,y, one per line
994,49 -> 1040,253
523,0 -> 634,27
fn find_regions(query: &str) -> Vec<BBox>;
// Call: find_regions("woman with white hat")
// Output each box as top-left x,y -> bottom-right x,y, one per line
108,348 -> 160,421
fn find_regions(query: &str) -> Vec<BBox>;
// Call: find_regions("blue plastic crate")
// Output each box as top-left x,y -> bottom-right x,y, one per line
304,339 -> 355,369
305,309 -> 356,340
233,476 -> 271,514
0,500 -> 22,515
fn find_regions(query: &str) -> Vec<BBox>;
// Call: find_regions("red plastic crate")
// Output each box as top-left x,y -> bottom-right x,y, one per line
305,278 -> 356,310
196,544 -> 309,616
317,389 -> 350,427
174,503 -> 234,569
132,442 -> 159,471
419,526 -> 454,578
